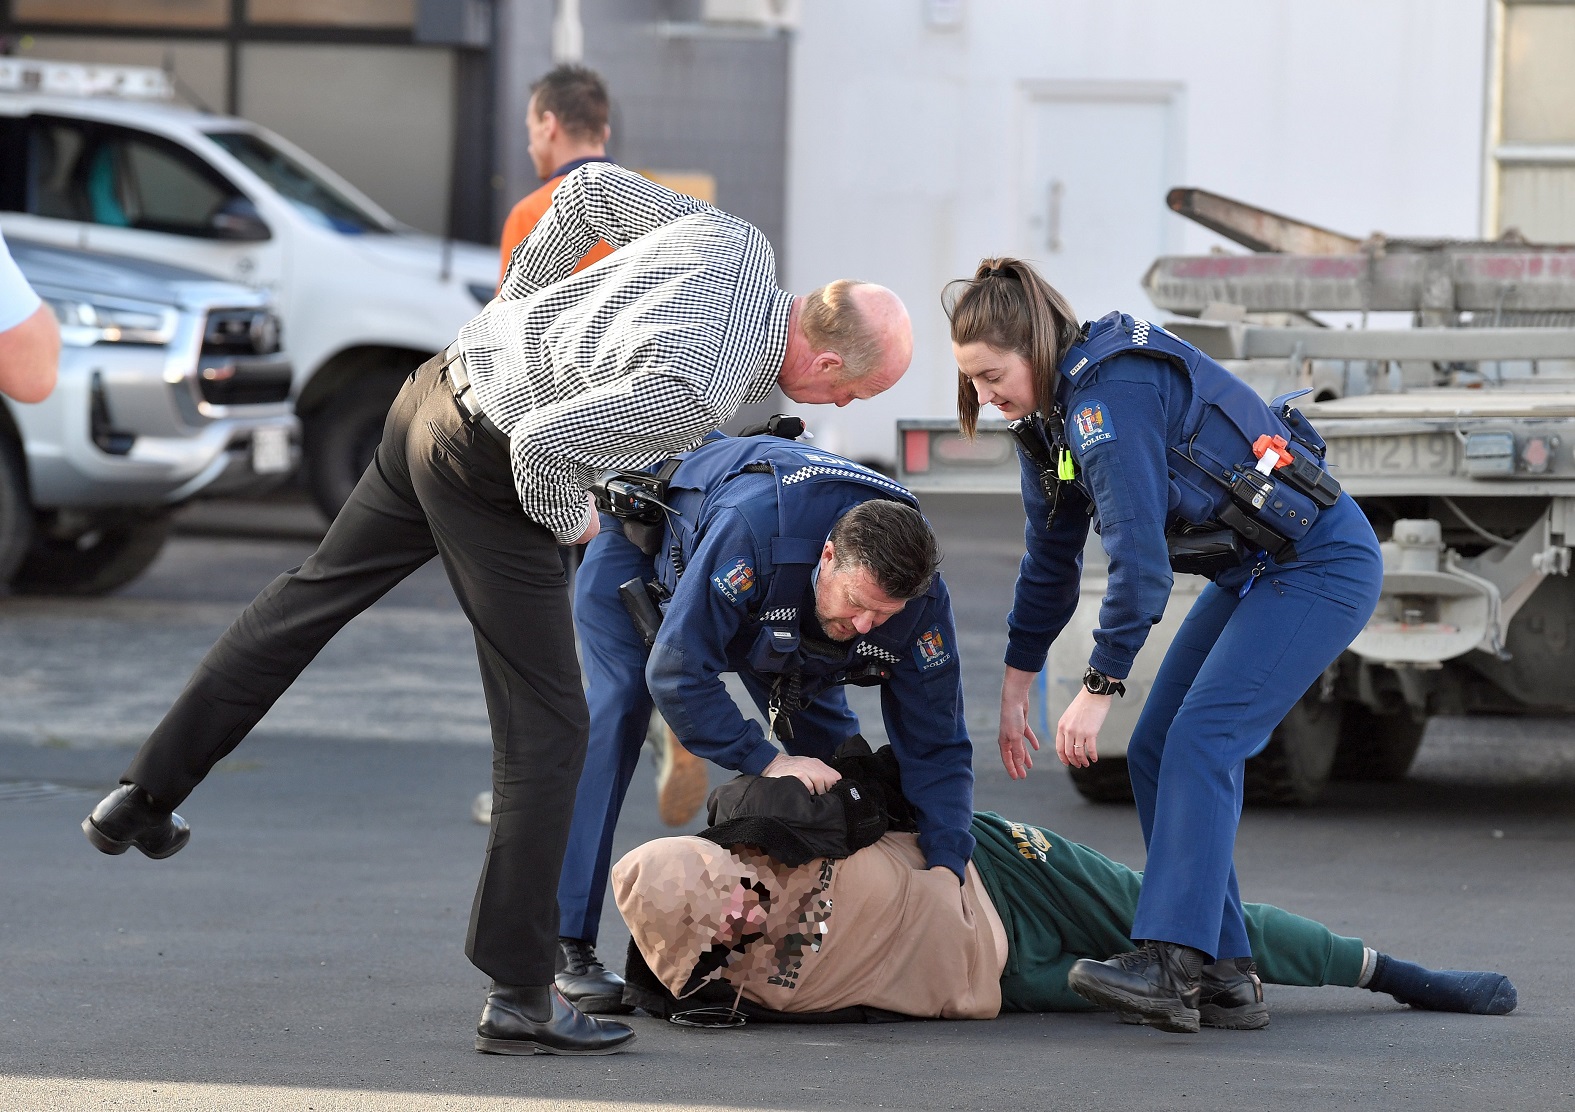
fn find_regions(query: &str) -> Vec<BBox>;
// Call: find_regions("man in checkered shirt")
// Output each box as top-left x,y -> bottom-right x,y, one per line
83,162 -> 913,1056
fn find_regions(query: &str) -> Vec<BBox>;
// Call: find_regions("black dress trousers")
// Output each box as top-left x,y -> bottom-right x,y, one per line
122,354 -> 589,986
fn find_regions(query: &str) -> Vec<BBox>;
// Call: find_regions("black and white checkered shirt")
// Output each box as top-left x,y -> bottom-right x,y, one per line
457,163 -> 793,543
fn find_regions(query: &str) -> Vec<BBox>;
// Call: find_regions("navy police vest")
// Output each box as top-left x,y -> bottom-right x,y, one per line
1058,312 -> 1332,548
654,436 -> 934,682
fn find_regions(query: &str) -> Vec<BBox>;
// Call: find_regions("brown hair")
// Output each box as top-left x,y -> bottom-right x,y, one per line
942,257 -> 1080,436
828,499 -> 940,600
530,64 -> 610,144
800,280 -> 883,381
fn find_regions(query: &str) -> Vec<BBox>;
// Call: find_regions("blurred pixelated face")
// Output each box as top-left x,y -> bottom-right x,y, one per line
954,341 -> 1036,420
611,837 -> 835,999
813,543 -> 907,641
611,837 -> 770,995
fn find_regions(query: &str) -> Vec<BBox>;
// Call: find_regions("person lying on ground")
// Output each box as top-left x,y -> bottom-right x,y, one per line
612,808 -> 1516,1030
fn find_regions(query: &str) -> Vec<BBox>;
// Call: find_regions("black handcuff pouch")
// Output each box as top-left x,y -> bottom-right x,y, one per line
1166,525 -> 1247,578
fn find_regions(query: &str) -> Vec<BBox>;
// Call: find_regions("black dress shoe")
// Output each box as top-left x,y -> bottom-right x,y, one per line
475,984 -> 636,1055
556,937 -> 634,1015
1199,957 -> 1269,1030
1067,940 -> 1207,1034
83,784 -> 190,859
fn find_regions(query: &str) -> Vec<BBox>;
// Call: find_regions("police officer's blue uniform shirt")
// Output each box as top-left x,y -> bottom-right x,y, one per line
1005,319 -> 1191,681
645,470 -> 976,879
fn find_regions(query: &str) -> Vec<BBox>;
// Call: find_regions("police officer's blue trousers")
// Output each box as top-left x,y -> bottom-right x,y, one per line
559,520 -> 860,944
1126,494 -> 1381,960
559,518 -> 656,944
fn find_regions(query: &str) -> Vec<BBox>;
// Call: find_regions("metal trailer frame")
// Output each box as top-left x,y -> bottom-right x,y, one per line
898,187 -> 1575,805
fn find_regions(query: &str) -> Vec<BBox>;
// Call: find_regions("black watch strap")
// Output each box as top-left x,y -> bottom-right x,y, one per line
1082,666 -> 1126,697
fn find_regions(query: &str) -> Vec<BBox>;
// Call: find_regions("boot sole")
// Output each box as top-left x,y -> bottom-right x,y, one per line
1200,1001 -> 1270,1030
475,1031 -> 636,1056
82,817 -> 189,860
1068,970 -> 1200,1034
656,727 -> 708,828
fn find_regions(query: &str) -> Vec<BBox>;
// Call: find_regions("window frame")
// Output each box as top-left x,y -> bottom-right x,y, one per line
22,113 -> 254,239
1482,0 -> 1575,238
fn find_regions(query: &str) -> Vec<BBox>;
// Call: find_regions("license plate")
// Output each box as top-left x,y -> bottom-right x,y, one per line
1324,432 -> 1457,477
251,425 -> 293,475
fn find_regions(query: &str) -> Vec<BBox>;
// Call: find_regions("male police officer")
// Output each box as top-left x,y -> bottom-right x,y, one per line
554,433 -> 976,1011
82,165 -> 913,1056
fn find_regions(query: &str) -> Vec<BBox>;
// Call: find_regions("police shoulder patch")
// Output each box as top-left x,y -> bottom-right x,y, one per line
913,624 -> 952,671
1069,400 -> 1116,454
710,556 -> 756,606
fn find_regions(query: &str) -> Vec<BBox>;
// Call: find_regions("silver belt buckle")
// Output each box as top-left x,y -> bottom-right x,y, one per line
444,346 -> 479,417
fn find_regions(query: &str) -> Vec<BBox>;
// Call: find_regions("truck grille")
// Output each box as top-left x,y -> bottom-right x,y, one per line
203,308 -> 282,355
198,358 -> 292,406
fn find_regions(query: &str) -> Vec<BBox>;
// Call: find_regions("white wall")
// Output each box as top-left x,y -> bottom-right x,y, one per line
784,0 -> 1490,464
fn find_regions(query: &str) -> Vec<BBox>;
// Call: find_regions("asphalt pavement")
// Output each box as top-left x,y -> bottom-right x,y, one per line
2,493 -> 1573,1111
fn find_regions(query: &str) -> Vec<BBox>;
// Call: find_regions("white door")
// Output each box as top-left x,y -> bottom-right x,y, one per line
1019,89 -> 1180,322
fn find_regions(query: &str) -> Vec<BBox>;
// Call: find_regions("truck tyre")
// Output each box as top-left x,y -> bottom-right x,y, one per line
0,434 -> 33,587
1331,705 -> 1426,782
303,379 -> 403,521
1068,757 -> 1134,804
13,514 -> 171,596
1243,689 -> 1341,806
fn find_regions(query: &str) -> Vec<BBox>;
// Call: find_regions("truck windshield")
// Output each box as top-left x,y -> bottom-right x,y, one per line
203,130 -> 391,235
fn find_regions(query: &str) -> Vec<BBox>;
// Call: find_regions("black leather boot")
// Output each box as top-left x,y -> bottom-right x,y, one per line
475,984 -> 636,1055
1197,956 -> 1269,1029
1118,956 -> 1270,1029
555,937 -> 634,1015
1067,940 -> 1207,1033
83,784 -> 190,859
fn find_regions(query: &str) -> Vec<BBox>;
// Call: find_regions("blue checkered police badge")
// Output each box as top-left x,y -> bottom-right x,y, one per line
1070,401 -> 1115,453
914,625 -> 952,671
710,557 -> 756,605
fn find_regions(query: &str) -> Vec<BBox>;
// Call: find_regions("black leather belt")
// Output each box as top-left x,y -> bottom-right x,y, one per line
442,342 -> 508,445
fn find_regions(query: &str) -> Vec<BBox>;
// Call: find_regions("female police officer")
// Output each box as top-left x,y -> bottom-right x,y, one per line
944,257 -> 1382,1034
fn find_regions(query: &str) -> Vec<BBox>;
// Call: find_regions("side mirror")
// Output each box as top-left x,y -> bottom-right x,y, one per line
211,198 -> 271,242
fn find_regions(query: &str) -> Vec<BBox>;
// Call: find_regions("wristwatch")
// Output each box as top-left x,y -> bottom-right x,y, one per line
1082,666 -> 1127,698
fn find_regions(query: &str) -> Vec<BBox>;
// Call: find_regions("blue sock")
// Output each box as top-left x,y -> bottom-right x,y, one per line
1369,954 -> 1517,1015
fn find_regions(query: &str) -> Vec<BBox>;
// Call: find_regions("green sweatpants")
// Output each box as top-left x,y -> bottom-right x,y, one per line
969,812 -> 1366,1013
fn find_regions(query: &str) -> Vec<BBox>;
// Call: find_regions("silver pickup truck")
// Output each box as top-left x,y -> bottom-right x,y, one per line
899,189 -> 1575,806
3,238 -> 298,594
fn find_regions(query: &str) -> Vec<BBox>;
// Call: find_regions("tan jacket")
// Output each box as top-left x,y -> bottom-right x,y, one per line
612,832 -> 1007,1020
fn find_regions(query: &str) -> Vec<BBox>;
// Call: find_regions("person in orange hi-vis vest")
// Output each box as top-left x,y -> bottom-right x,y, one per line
497,65 -> 614,287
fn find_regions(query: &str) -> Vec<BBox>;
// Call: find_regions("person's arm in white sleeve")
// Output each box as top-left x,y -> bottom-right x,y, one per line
498,163 -> 714,298
509,368 -> 729,544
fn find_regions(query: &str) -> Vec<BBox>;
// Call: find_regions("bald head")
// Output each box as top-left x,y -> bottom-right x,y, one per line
781,280 -> 911,406
846,283 -> 912,382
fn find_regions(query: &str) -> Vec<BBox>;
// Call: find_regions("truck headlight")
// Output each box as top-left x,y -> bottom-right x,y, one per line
46,297 -> 178,347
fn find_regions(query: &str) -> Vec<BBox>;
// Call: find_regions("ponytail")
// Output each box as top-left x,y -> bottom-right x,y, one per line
942,258 -> 1079,436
